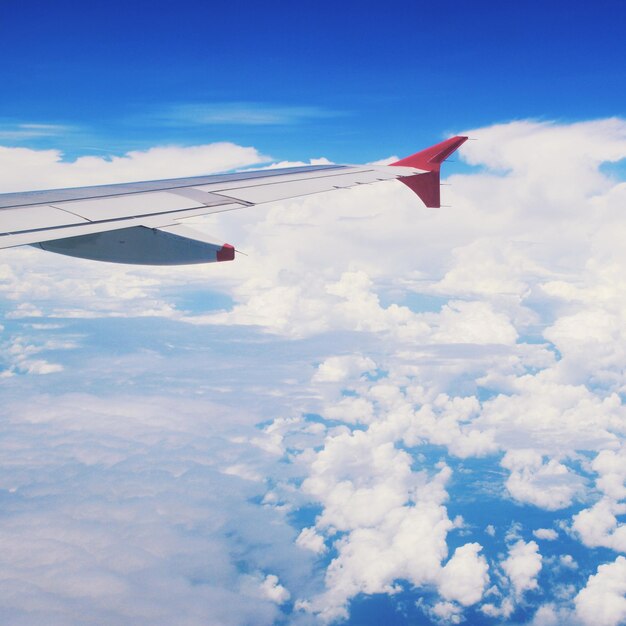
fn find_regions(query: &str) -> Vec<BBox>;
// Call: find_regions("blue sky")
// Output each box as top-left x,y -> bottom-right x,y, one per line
2,3 -> 626,626
1,0 -> 625,162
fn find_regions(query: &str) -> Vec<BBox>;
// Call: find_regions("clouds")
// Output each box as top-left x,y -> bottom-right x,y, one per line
575,557 -> 626,626
157,102 -> 341,127
0,393 -> 312,625
312,355 -> 376,384
312,500 -> 454,622
533,528 -> 558,541
296,527 -> 327,554
2,117 -> 626,624
0,141 -> 268,193
0,332 -> 75,377
0,122 -> 72,141
259,575 -> 291,604
438,543 -> 490,606
593,449 -> 626,500
502,540 -> 542,598
501,450 -> 582,510
571,444 -> 626,555
295,378 -> 492,620
301,431 -> 428,532
459,118 -> 626,207
572,498 -> 626,552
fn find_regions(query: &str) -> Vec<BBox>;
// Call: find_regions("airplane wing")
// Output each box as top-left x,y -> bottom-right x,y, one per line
0,136 -> 467,265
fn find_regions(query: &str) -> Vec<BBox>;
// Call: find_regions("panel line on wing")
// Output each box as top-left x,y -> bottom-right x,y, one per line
1,201 -> 248,237
0,164 -> 347,210
204,167 -> 381,193
2,166 -> 364,212
168,187 -> 246,207
50,204 -> 96,223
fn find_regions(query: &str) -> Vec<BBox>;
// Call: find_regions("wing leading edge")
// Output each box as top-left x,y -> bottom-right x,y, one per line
0,136 -> 467,265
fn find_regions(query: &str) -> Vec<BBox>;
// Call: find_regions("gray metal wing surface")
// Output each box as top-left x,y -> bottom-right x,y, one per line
0,136 -> 467,265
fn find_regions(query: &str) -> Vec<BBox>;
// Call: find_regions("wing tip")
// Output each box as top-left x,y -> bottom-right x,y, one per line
390,135 -> 468,208
391,136 -> 468,171
216,243 -> 236,262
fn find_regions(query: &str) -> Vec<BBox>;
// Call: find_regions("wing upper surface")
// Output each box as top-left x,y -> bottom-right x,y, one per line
0,164 -> 418,251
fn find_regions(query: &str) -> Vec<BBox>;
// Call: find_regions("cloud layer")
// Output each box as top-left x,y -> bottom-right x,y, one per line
2,118 -> 626,624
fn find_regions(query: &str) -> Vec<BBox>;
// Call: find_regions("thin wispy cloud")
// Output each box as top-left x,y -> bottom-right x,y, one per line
0,122 -> 73,141
156,102 -> 343,127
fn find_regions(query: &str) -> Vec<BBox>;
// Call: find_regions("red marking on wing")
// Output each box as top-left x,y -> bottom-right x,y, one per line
398,171 -> 440,208
216,243 -> 235,262
392,136 -> 468,171
391,136 -> 468,207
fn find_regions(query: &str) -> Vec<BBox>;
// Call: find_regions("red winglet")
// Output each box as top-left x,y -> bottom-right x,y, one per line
391,136 -> 468,171
391,136 -> 468,208
216,243 -> 235,262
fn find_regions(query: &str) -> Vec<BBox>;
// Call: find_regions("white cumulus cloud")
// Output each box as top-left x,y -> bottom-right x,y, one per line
438,542 -> 490,606
502,540 -> 542,598
575,556 -> 626,626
